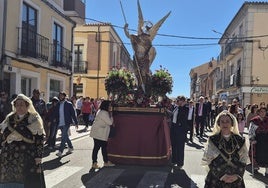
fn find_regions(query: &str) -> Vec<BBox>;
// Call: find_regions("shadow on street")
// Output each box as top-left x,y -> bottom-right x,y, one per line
245,164 -> 268,186
43,157 -> 70,171
80,165 -> 200,188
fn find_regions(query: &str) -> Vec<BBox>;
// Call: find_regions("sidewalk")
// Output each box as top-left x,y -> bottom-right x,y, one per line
55,125 -> 91,145
69,125 -> 91,140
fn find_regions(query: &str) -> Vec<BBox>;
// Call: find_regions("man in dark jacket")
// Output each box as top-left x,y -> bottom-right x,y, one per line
0,91 -> 12,123
31,89 -> 48,138
187,100 -> 195,142
53,91 -> 78,157
170,95 -> 188,168
195,96 -> 208,138
46,97 -> 59,150
204,96 -> 212,131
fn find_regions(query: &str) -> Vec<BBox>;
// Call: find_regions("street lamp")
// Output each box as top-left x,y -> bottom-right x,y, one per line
212,29 -> 230,39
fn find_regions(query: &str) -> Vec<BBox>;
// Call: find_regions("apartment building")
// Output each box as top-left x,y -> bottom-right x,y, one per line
73,23 -> 132,99
190,2 -> 268,106
0,0 -> 85,102
190,59 -> 217,101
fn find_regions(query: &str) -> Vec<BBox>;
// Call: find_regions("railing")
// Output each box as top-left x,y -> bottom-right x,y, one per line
73,61 -> 88,74
216,79 -> 222,90
19,27 -> 49,61
217,51 -> 224,62
51,42 -> 72,71
224,77 -> 231,88
224,36 -> 243,57
64,0 -> 85,18
236,69 -> 241,87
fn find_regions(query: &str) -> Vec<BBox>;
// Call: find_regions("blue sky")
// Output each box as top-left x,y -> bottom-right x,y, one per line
86,0 -> 247,98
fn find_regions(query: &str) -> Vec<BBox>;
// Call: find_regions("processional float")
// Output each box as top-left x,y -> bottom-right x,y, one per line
107,0 -> 172,165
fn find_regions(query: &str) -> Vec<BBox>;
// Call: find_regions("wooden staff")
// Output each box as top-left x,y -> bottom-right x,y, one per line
119,0 -> 146,93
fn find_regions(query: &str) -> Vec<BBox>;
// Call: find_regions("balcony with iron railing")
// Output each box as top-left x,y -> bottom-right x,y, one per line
216,79 -> 223,91
64,0 -> 85,18
19,27 -> 49,61
18,27 -> 72,72
50,42 -> 72,71
217,51 -> 224,62
224,76 -> 231,89
73,61 -> 88,74
224,36 -> 243,58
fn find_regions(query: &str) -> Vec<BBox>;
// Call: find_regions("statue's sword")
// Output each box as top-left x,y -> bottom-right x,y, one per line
119,0 -> 146,93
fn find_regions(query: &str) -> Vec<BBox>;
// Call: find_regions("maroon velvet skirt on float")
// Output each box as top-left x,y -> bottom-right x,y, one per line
255,132 -> 268,167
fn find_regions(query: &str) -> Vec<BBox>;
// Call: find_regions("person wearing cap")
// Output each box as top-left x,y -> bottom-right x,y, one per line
31,89 -> 48,140
0,94 -> 46,187
53,91 -> 78,157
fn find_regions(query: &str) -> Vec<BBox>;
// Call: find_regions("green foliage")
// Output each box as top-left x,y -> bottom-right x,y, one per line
105,68 -> 135,95
151,66 -> 173,96
105,66 -> 173,107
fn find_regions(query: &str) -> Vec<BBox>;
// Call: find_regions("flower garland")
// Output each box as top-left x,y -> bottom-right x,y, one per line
151,66 -> 173,96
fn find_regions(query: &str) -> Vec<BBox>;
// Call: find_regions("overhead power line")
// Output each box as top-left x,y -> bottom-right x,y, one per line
72,17 -> 268,47
83,17 -> 268,40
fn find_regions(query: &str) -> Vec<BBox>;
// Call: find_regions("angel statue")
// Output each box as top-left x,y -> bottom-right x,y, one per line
123,0 -> 171,93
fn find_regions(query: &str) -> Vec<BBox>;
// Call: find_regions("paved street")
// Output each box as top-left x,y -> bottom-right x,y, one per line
42,126 -> 268,188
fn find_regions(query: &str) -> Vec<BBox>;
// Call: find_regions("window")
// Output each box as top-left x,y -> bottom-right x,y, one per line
74,45 -> 83,62
53,23 -> 63,64
236,59 -> 241,86
239,24 -> 243,36
21,3 -> 37,57
74,45 -> 86,72
73,83 -> 83,96
21,77 -> 32,96
230,64 -> 234,75
49,79 -> 61,100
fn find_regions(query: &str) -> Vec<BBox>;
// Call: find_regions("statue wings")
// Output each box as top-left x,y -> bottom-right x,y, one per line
137,0 -> 144,36
137,0 -> 171,41
149,11 -> 171,41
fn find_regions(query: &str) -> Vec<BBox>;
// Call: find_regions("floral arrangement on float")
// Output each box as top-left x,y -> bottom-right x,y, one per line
151,66 -> 173,97
104,66 -> 173,108
104,67 -> 135,105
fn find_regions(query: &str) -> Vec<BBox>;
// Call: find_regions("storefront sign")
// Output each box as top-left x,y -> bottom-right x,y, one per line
242,87 -> 268,94
250,87 -> 268,93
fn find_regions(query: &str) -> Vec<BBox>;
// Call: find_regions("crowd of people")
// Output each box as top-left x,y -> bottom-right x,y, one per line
0,93 -> 46,187
167,95 -> 268,187
0,89 -> 109,187
1,89 -> 268,187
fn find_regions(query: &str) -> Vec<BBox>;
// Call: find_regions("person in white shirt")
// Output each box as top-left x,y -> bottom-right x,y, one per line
170,96 -> 188,168
187,100 -> 195,142
75,96 -> 83,116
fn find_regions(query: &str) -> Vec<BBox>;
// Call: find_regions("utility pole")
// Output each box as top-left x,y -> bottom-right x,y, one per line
0,0 -> 7,91
97,26 -> 101,98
